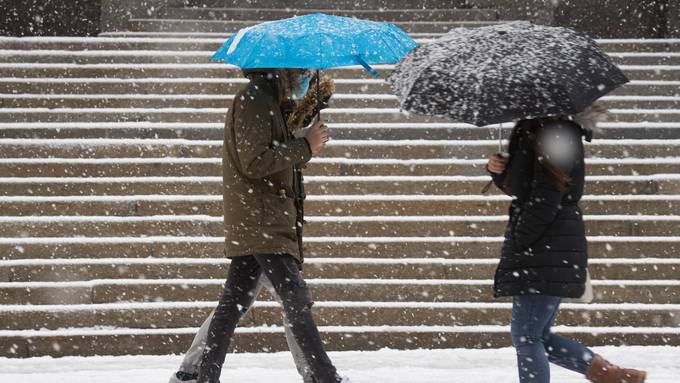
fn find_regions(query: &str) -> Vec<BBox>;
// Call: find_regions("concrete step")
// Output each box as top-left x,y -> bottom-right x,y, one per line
610,55 -> 680,66
2,301 -> 678,331
2,37 -> 679,53
183,0 -> 472,9
3,257 -> 679,282
159,7 -> 499,22
0,78 -> 385,94
1,157 -> 678,177
0,139 -> 677,159
1,214 -> 679,237
4,94 -> 680,110
0,238 -> 675,260
1,78 -> 678,98
4,325 -> 677,357
0,176 -> 677,196
2,107 -> 680,123
1,65 -> 677,81
3,51 -> 680,67
2,122 -> 680,140
0,195 -> 677,216
1,279 -> 677,305
127,19 -> 507,34
0,36 -> 231,52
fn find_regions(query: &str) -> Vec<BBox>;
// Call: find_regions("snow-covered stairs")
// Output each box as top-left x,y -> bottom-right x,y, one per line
0,2 -> 680,357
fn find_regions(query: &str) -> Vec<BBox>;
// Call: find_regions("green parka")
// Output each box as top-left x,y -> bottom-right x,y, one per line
222,72 -> 312,262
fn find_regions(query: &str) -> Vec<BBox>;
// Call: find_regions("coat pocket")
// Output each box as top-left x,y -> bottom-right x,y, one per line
261,192 -> 297,231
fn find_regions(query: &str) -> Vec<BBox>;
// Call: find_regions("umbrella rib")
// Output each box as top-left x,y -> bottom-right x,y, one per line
375,29 -> 407,65
237,30 -> 268,68
398,51 -> 436,111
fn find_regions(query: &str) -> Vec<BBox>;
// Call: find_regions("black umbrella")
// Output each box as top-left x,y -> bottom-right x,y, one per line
388,21 -> 629,127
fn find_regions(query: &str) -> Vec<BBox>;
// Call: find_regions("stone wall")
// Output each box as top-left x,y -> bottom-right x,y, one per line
552,0 -> 669,38
0,0 -> 101,36
668,0 -> 680,37
470,0 -> 558,25
473,0 -> 671,38
100,0 -> 182,32
0,0 -> 676,38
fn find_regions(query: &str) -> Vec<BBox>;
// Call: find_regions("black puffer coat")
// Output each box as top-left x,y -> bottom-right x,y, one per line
491,119 -> 590,298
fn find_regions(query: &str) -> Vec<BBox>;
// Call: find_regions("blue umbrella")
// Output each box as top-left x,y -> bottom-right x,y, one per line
211,12 -> 417,77
211,13 -> 416,262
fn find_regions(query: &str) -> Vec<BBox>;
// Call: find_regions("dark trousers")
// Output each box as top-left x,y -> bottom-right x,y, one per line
197,254 -> 339,383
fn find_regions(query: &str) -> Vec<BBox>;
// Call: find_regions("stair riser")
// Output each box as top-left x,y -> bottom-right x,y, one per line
1,241 -> 675,260
2,127 -> 680,140
3,41 -> 679,53
2,56 -> 678,67
2,306 -> 677,331
159,8 -> 499,22
5,97 -> 680,110
184,0 -> 472,9
127,19 -> 504,34
0,143 -> 676,159
0,199 -> 676,216
0,218 -> 677,237
6,330 -> 677,358
2,111 -> 679,123
4,262 -> 678,282
1,284 -> 677,305
0,179 -> 675,197
0,81 -> 384,94
2,68 -> 679,82
0,162 -> 677,177
1,82 -> 677,98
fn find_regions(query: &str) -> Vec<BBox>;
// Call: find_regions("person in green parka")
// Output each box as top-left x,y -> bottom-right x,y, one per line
196,68 -> 349,383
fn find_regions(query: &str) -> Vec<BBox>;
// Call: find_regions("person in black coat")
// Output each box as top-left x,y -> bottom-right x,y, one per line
487,113 -> 646,383
491,117 -> 588,299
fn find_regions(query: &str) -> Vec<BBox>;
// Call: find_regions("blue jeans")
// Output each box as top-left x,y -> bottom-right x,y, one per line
511,295 -> 595,383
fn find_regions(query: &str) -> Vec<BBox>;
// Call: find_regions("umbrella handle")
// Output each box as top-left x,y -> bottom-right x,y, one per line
498,123 -> 503,152
356,55 -> 381,78
315,69 -> 321,123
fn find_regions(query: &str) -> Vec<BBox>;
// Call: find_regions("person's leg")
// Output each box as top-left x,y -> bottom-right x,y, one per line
262,276 -> 316,383
172,308 -> 217,381
255,254 -> 339,383
511,295 -> 562,383
540,299 -> 595,374
173,274 -> 267,381
539,301 -> 646,382
197,256 -> 262,383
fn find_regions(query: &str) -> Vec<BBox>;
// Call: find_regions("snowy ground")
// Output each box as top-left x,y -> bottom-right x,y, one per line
1,346 -> 677,383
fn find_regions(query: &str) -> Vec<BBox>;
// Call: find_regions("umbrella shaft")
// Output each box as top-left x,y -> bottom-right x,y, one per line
316,69 -> 321,121
498,123 -> 503,152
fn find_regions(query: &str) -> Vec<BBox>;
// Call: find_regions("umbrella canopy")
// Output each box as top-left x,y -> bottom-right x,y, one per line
211,12 -> 417,76
388,21 -> 629,126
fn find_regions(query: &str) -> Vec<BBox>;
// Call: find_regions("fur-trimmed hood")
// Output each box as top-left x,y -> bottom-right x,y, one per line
286,74 -> 335,131
242,68 -> 308,105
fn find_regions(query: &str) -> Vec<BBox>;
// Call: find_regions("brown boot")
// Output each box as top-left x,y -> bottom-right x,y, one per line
585,355 -> 646,383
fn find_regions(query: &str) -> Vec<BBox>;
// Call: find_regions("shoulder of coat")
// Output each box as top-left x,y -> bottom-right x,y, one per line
235,83 -> 275,107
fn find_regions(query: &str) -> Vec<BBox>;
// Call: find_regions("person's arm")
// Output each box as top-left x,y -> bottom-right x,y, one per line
486,153 -> 510,195
233,93 -> 312,179
513,127 -> 579,248
488,166 -> 507,192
